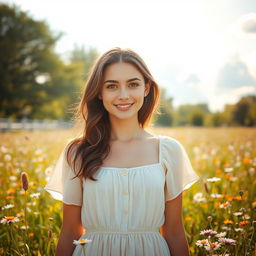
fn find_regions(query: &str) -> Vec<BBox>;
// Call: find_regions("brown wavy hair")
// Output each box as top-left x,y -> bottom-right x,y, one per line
66,47 -> 160,182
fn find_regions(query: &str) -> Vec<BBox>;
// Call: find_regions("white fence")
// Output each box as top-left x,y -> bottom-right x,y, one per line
0,118 -> 73,131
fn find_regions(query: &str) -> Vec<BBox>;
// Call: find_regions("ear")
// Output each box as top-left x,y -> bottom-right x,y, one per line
98,94 -> 102,100
144,82 -> 150,97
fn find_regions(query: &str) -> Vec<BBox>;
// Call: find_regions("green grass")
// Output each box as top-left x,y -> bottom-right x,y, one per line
0,127 -> 255,255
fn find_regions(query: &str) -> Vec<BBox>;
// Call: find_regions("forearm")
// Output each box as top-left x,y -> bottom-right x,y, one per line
56,228 -> 84,256
56,232 -> 76,256
163,231 -> 190,256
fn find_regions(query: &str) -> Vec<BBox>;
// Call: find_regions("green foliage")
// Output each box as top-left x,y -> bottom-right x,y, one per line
69,44 -> 98,81
190,110 -> 204,126
154,88 -> 174,126
231,95 -> 256,126
0,3 -> 61,119
204,112 -> 226,127
0,128 -> 255,255
154,93 -> 256,127
0,4 -> 99,120
1,4 -> 255,127
173,103 -> 209,126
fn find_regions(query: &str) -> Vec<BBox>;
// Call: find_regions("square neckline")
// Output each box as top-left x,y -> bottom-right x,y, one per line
99,135 -> 162,170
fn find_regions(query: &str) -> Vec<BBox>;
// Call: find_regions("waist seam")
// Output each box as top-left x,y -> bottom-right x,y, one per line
85,229 -> 159,234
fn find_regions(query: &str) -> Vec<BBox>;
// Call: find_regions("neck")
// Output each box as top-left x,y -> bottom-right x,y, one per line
109,115 -> 144,142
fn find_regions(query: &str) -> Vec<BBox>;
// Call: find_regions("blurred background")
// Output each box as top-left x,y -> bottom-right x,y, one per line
1,0 -> 256,129
1,2 -> 256,255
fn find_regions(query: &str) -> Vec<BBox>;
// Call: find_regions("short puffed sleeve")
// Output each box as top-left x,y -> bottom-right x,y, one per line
44,146 -> 83,206
161,135 -> 200,202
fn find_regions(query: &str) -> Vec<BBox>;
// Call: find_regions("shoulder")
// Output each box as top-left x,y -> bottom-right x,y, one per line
160,135 -> 184,151
62,142 -> 81,169
160,135 -> 188,164
143,132 -> 179,145
64,141 -> 81,159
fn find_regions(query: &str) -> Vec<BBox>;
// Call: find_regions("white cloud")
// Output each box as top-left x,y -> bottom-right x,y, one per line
239,13 -> 256,33
232,85 -> 256,96
216,56 -> 256,89
209,85 -> 256,112
2,0 -> 256,113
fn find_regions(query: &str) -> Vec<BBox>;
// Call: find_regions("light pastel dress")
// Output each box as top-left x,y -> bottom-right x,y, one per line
44,135 -> 200,256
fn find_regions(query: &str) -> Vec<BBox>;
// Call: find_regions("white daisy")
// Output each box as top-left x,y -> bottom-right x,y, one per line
207,177 -> 221,182
73,239 -> 92,246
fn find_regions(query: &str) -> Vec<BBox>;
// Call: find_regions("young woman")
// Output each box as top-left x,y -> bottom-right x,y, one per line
44,47 -> 200,256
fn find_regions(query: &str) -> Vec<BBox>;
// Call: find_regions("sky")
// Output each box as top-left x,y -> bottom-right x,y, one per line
2,0 -> 256,112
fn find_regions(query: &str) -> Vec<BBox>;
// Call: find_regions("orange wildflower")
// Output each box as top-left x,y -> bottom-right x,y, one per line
28,233 -> 34,237
226,196 -> 234,201
233,196 -> 245,201
185,216 -> 192,221
200,240 -> 207,245
239,221 -> 250,226
6,195 -> 14,200
215,169 -> 222,174
6,216 -> 14,221
16,212 -> 25,217
210,243 -> 217,248
244,214 -> 250,219
7,188 -> 16,194
243,157 -> 250,164
222,163 -> 227,168
213,158 -> 219,165
214,202 -> 220,208
224,220 -> 233,225
1,216 -> 19,224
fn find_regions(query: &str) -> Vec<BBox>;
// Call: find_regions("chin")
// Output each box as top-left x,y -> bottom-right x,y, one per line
109,112 -> 138,121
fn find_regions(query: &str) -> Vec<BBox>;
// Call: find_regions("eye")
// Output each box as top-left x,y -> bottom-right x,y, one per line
106,84 -> 117,89
129,82 -> 139,87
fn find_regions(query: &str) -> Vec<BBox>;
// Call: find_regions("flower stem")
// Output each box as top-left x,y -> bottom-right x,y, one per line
10,224 -> 21,255
248,224 -> 255,250
82,245 -> 86,256
24,190 -> 28,241
222,248 -> 228,256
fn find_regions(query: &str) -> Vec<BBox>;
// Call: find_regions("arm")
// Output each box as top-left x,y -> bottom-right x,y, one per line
56,203 -> 85,256
160,193 -> 190,256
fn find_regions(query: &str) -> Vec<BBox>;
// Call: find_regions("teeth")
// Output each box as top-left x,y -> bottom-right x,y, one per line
116,104 -> 132,108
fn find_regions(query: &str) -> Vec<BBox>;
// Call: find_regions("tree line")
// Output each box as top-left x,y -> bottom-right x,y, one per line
156,90 -> 256,127
1,3 -> 255,127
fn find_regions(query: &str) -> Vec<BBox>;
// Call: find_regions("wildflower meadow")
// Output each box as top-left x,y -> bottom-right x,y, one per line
0,127 -> 255,256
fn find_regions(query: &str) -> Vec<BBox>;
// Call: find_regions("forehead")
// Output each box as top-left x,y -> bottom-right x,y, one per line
103,62 -> 143,81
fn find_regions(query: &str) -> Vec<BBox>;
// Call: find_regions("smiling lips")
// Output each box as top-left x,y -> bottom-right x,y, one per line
114,103 -> 134,111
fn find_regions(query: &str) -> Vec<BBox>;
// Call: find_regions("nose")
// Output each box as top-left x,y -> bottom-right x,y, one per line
118,87 -> 130,100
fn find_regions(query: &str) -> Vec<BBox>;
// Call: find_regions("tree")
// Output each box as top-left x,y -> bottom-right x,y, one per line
175,103 -> 209,126
154,88 -> 174,126
69,44 -> 98,81
0,3 -> 62,118
190,110 -> 204,126
205,111 -> 226,127
232,95 -> 256,126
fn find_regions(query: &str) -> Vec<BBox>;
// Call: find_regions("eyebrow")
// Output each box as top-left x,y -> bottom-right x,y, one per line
103,78 -> 141,84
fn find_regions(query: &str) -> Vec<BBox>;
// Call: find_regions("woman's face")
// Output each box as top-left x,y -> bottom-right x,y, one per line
99,62 -> 149,121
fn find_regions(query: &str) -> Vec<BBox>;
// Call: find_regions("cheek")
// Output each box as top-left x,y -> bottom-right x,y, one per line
102,92 -> 114,103
132,89 -> 145,101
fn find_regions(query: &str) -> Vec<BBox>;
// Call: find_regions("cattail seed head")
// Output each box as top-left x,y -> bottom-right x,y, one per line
48,229 -> 52,238
21,172 -> 29,191
238,190 -> 244,197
